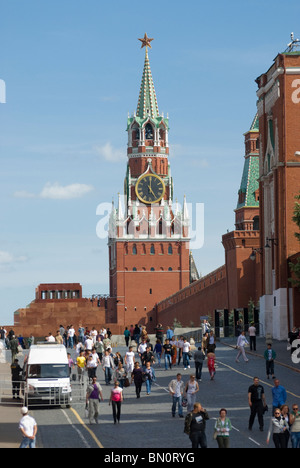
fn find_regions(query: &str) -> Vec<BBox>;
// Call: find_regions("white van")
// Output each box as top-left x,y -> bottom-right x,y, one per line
24,343 -> 72,407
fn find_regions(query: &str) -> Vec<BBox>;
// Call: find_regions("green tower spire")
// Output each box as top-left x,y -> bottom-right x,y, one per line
237,114 -> 260,209
136,45 -> 159,119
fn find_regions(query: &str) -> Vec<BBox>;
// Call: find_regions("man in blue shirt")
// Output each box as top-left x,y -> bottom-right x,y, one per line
166,327 -> 174,341
272,379 -> 287,415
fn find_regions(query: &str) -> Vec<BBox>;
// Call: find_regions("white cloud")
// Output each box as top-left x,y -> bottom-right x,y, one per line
40,182 -> 94,200
95,142 -> 126,163
14,182 -> 94,200
0,251 -> 28,265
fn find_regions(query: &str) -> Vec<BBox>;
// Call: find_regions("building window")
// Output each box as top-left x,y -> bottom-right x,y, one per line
150,244 -> 155,255
150,267 -> 155,271
168,267 -> 173,271
133,267 -> 137,271
132,244 -> 137,255
168,244 -> 173,255
253,216 -> 259,231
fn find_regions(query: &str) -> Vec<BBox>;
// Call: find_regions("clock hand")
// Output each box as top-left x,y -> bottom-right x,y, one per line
148,185 -> 155,196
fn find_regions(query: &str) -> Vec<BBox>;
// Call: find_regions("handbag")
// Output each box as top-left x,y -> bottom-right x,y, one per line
124,377 -> 130,388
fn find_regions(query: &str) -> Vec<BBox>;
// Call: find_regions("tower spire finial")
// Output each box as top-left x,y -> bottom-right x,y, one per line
138,33 -> 154,50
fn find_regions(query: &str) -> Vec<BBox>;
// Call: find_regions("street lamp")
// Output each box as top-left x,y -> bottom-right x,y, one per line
250,248 -> 263,261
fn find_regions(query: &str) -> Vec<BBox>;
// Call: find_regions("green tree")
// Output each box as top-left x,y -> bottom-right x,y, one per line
289,193 -> 300,289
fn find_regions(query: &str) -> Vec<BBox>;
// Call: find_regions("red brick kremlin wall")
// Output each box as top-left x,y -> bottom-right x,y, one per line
156,265 -> 228,328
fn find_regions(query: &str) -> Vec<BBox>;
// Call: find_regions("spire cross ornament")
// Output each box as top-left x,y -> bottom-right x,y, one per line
138,33 -> 154,50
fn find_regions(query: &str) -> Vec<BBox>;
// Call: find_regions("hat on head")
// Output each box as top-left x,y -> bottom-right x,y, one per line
21,407 -> 28,415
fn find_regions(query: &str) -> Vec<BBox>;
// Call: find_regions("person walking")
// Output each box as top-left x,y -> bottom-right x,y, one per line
162,339 -> 173,370
207,330 -> 216,354
86,355 -> 98,383
153,339 -> 162,367
207,351 -> 216,380
290,404 -> 300,448
201,332 -> 209,355
264,344 -> 276,379
19,407 -> 38,449
67,325 -> 75,349
133,324 -> 141,347
125,346 -> 135,374
155,323 -> 164,343
281,405 -> 291,448
11,359 -> 22,400
182,338 -> 191,370
166,326 -> 174,341
114,362 -> 127,389
124,327 -> 131,347
214,409 -> 232,449
131,362 -> 143,399
94,337 -> 104,362
86,377 -> 104,425
103,349 -> 115,385
184,402 -> 209,449
141,346 -> 155,369
143,361 -> 156,395
267,408 -> 289,448
109,381 -> 123,424
78,324 -> 85,344
272,380 -> 287,415
168,373 -> 184,418
9,335 -> 19,363
194,347 -> 205,381
185,375 -> 199,412
248,323 -> 257,351
177,335 -> 184,366
248,377 -> 267,432
76,350 -> 86,385
235,331 -> 249,363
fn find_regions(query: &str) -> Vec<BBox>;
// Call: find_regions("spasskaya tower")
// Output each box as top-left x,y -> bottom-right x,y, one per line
108,34 -> 191,330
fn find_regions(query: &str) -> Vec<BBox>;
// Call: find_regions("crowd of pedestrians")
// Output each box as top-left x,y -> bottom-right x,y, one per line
2,321 -> 299,449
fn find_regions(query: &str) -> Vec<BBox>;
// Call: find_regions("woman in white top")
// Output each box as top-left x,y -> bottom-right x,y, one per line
182,339 -> 191,370
235,331 -> 249,363
185,375 -> 199,412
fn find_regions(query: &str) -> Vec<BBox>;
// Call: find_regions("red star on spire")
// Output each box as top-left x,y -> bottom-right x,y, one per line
138,33 -> 154,49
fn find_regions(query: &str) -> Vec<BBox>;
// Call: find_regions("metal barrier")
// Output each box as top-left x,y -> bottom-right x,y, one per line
0,373 -> 89,408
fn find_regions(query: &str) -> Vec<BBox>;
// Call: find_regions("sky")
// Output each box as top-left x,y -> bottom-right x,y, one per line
1,0 -> 300,325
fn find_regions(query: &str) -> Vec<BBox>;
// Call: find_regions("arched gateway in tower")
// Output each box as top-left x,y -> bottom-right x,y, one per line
108,34 -> 191,330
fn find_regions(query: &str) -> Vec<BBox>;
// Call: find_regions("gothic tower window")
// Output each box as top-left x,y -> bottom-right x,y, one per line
145,123 -> 154,140
150,244 -> 155,255
132,244 -> 137,255
168,244 -> 173,255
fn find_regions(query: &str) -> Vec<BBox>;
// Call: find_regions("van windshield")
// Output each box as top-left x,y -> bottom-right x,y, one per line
28,364 -> 69,379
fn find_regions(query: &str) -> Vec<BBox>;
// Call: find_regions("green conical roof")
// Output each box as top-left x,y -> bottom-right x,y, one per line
250,113 -> 259,131
136,48 -> 159,119
237,115 -> 260,209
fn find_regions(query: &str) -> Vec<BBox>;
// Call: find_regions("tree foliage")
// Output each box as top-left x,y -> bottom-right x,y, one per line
289,192 -> 300,289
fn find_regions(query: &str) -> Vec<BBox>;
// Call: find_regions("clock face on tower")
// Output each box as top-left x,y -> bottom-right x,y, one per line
135,173 -> 166,204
